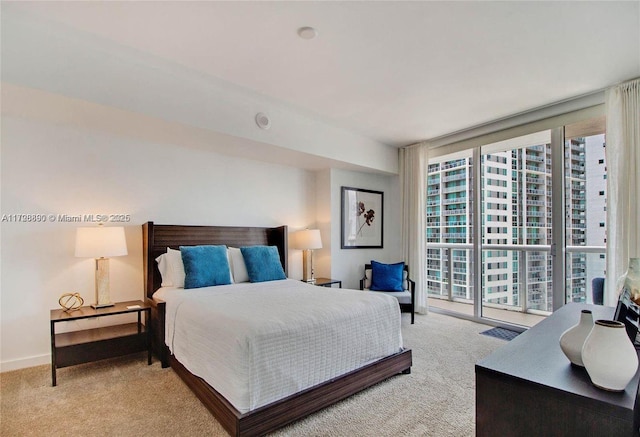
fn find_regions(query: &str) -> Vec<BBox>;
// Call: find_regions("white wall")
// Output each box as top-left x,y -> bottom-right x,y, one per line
317,169 -> 402,290
0,12 -> 404,369
1,114 -> 403,371
1,4 -> 406,372
0,115 -> 319,370
314,169 -> 333,279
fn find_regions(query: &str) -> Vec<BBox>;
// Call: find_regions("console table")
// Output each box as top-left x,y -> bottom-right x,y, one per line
476,303 -> 640,436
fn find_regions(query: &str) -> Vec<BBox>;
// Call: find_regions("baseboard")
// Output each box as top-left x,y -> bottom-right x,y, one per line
1,354 -> 50,372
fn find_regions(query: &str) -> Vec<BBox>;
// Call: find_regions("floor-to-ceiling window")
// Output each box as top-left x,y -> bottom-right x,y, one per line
427,116 -> 606,328
565,117 -> 607,305
479,130 -> 554,326
426,151 -> 475,313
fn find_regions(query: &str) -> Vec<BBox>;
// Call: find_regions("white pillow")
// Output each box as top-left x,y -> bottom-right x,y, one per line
226,248 -> 234,284
228,247 -> 249,283
156,252 -> 172,287
155,247 -> 186,288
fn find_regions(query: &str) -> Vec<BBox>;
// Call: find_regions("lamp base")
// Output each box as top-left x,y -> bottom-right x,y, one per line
94,258 -> 115,309
91,302 -> 114,309
302,249 -> 317,283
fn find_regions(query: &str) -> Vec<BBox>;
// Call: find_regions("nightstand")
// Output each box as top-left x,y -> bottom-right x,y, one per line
313,278 -> 342,288
50,300 -> 151,386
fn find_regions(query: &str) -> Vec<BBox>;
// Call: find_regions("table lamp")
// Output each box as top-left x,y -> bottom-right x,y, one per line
75,225 -> 128,308
294,229 -> 322,284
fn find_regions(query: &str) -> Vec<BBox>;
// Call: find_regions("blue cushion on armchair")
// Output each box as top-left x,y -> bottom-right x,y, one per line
370,260 -> 405,291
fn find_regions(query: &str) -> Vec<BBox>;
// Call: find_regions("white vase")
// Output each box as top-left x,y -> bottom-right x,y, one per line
582,319 -> 639,391
559,309 -> 593,367
618,258 -> 640,301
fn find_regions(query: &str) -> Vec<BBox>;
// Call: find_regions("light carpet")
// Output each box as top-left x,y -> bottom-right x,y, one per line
1,312 -> 505,436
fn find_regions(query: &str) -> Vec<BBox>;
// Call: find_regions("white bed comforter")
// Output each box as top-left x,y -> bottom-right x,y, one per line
158,279 -> 403,413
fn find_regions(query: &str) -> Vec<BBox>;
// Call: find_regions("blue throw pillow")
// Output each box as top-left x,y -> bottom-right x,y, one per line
370,260 -> 405,291
180,245 -> 232,289
240,246 -> 287,283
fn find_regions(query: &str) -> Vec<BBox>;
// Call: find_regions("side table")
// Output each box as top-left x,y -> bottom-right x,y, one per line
313,278 -> 342,288
50,300 -> 151,386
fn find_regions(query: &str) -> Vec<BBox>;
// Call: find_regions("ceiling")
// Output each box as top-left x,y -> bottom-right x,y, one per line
3,1 -> 640,148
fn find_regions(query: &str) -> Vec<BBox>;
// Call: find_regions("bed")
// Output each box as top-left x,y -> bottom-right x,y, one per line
143,221 -> 412,436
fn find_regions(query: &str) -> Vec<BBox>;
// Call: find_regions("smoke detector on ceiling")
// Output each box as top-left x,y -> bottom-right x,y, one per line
255,112 -> 271,130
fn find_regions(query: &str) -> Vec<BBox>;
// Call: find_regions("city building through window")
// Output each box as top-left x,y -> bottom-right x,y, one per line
426,116 -> 606,327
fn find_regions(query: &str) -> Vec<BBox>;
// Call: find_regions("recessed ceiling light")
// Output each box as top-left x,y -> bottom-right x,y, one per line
297,27 -> 318,40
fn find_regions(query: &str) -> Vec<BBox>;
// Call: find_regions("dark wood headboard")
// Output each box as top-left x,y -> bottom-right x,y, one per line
142,221 -> 288,299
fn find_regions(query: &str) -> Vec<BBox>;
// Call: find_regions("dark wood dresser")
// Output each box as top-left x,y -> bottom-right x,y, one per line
476,303 -> 640,436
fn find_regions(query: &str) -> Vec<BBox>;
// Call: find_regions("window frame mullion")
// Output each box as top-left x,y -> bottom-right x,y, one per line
551,126 -> 566,311
473,147 -> 483,319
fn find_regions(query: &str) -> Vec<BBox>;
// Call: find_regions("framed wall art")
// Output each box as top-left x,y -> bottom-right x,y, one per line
341,186 -> 383,249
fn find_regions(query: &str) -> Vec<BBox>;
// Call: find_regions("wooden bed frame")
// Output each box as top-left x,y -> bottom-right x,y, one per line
142,221 -> 412,437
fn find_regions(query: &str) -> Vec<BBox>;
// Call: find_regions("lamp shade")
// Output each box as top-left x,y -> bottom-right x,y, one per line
75,226 -> 128,258
293,229 -> 322,250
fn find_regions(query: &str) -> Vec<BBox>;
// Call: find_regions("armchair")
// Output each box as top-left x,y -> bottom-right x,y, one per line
360,262 -> 415,324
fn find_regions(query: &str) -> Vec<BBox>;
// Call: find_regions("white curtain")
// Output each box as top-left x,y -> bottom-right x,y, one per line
400,144 -> 429,313
604,78 -> 640,306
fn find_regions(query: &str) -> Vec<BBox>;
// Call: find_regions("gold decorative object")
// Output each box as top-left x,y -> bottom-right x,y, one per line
59,292 -> 84,312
